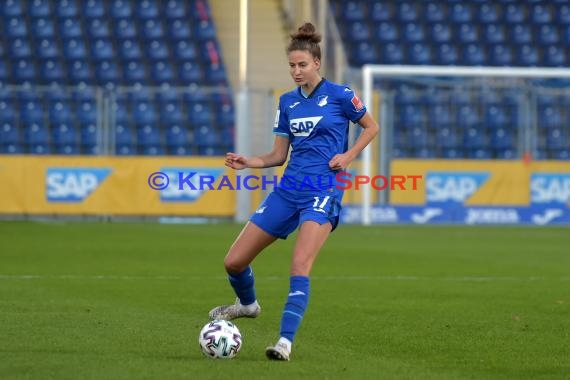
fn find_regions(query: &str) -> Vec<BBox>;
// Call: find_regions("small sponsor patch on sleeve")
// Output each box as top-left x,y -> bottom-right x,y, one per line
351,95 -> 364,111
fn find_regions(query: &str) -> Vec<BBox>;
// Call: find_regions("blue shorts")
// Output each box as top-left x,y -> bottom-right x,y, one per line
249,188 -> 342,239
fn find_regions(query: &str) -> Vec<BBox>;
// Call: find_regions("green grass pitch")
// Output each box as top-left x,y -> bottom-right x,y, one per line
0,222 -> 569,379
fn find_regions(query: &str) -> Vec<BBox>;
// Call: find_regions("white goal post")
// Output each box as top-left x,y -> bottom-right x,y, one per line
360,65 -> 570,225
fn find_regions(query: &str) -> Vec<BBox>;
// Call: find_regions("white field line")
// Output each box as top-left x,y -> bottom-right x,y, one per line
0,274 -> 568,282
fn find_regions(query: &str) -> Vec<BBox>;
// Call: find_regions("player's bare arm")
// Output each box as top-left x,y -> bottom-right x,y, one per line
225,136 -> 290,170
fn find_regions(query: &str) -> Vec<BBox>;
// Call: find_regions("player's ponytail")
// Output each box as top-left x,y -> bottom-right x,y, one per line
287,22 -> 322,60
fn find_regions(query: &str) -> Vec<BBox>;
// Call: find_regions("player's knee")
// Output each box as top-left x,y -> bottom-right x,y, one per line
223,256 -> 246,275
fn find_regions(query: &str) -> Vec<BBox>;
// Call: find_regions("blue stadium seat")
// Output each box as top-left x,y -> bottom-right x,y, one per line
55,144 -> 79,155
342,1 -> 366,21
517,45 -> 540,67
546,129 -> 567,149
559,4 -> 570,24
32,18 -> 55,38
484,24 -> 506,44
510,24 -> 532,45
83,0 -> 105,19
495,149 -> 516,159
478,3 -> 500,23
539,106 -> 563,129
142,19 -> 164,40
408,43 -> 432,65
118,40 -> 142,60
87,18 -> 111,39
398,2 -> 419,22
449,3 -> 473,23
59,18 -> 82,39
442,148 -> 463,159
63,39 -> 87,60
9,38 -> 32,58
425,2 -> 446,22
431,23 -> 452,43
52,123 -> 77,145
464,128 -> 488,148
29,143 -> 51,155
137,124 -> 160,146
109,0 -> 132,18
456,24 -> 479,44
489,45 -> 513,66
77,100 -> 97,125
20,101 -> 44,124
24,122 -> 49,145
195,125 -> 219,147
173,40 -> 197,61
530,4 -> 553,24
204,64 -> 227,84
13,59 -> 36,82
95,60 -> 120,84
457,105 -> 481,127
55,0 -> 79,18
413,148 -> 436,159
399,105 -> 423,128
0,143 -> 23,154
142,145 -> 164,155
376,22 -> 398,43
160,102 -> 184,125
169,19 -> 192,40
429,105 -> 453,127
1,121 -> 20,144
544,46 -> 566,67
114,18 -> 137,39
179,61 -> 202,84
537,25 -> 560,45
5,17 -> 27,38
165,124 -> 188,147
49,101 -> 73,124
3,0 -> 24,16
146,40 -> 169,60
68,60 -> 93,84
115,124 -> 134,145
37,38 -> 59,59
133,102 -> 157,125
116,144 -> 135,155
552,149 -> 570,160
91,39 -> 114,61
352,42 -> 379,66
461,44 -> 486,66
370,1 -> 393,22
403,23 -> 425,43
80,124 -> 97,146
195,20 -> 217,40
136,0 -> 159,19
504,3 -> 526,24
165,0 -> 187,20
217,103 -> 235,126
468,148 -> 492,159
123,60 -> 146,84
29,0 -> 51,18
40,60 -> 65,83
435,44 -> 458,65
381,43 -> 405,64
437,128 -> 460,148
491,128 -> 514,149
188,102 -> 214,125
151,61 -> 175,85
345,21 -> 371,42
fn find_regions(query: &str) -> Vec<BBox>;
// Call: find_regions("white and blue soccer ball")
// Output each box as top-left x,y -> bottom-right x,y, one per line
198,320 -> 242,359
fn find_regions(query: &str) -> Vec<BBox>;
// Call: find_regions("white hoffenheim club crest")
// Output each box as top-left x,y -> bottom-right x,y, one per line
317,95 -> 328,107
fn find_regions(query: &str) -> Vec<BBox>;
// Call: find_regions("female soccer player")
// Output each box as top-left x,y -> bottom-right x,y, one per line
208,22 -> 379,361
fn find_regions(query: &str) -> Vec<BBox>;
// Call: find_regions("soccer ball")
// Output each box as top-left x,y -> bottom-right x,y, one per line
198,320 -> 242,359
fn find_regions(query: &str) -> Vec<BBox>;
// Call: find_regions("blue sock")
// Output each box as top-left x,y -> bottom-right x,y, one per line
228,266 -> 256,306
280,276 -> 310,343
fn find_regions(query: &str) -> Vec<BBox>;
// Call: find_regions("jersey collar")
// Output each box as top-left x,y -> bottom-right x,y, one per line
298,78 -> 326,99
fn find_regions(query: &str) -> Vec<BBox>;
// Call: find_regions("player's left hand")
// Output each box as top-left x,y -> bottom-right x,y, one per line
329,153 -> 353,171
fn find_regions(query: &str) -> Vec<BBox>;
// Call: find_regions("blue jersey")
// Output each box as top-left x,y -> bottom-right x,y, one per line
273,79 -> 367,195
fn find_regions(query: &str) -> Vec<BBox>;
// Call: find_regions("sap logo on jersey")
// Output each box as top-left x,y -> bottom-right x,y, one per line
160,167 -> 225,202
530,173 -> 570,205
46,168 -> 111,202
426,172 -> 490,203
289,116 -> 323,137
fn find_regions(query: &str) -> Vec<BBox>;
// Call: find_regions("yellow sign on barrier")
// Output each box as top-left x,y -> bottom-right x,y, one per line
0,156 -> 236,216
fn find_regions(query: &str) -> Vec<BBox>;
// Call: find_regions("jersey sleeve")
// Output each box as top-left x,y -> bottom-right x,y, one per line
340,87 -> 367,124
272,97 -> 290,138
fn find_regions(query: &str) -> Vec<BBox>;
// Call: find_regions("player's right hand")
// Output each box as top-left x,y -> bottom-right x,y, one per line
225,152 -> 249,170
